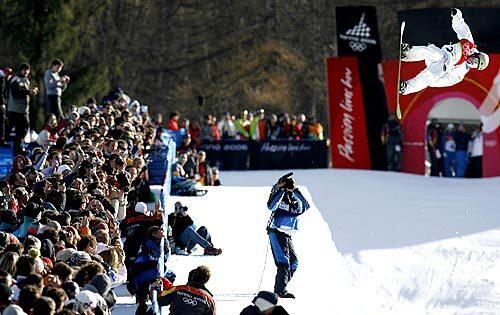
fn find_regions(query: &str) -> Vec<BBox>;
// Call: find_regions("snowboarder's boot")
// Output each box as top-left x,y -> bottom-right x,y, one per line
401,43 -> 410,61
399,80 -> 408,95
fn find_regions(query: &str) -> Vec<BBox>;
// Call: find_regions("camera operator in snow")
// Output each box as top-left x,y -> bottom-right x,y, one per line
266,172 -> 310,299
399,8 -> 489,95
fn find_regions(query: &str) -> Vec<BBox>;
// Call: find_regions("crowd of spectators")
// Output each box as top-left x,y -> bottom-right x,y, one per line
427,119 -> 483,178
164,109 -> 324,142
0,61 -> 228,315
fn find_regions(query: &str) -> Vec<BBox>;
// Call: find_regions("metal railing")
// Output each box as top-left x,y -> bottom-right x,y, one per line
151,136 -> 176,315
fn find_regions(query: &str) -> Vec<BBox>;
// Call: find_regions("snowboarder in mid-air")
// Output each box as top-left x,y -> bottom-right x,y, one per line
266,172 -> 310,299
399,8 -> 489,95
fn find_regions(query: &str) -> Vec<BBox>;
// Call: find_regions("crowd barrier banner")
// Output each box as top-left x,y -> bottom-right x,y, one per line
148,145 -> 169,185
152,137 -> 176,315
200,140 -> 250,170
200,140 -> 328,170
251,140 -> 328,169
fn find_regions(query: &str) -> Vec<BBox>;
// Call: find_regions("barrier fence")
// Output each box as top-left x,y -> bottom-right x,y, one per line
200,139 -> 329,170
151,137 -> 176,315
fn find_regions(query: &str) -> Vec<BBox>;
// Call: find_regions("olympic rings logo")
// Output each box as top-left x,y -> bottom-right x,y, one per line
349,41 -> 367,52
183,297 -> 198,306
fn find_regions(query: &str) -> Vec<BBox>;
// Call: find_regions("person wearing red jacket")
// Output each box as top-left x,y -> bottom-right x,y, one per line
158,266 -> 216,315
166,112 -> 180,131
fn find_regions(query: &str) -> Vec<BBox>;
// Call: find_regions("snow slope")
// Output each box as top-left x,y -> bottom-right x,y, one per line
114,169 -> 500,314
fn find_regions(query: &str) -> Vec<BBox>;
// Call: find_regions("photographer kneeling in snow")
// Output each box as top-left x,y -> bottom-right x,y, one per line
267,173 -> 310,299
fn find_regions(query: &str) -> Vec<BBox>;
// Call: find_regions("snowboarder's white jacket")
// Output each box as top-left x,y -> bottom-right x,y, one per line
433,9 -> 479,87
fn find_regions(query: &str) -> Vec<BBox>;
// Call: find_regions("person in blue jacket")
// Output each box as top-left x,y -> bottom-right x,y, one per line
266,172 -> 310,299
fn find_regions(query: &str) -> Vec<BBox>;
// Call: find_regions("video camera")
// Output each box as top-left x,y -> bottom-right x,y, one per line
277,172 -> 295,191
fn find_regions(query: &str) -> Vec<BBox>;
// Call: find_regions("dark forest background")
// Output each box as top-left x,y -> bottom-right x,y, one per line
0,0 -> 497,126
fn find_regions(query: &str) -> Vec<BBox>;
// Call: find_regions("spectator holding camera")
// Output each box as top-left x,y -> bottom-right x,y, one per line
168,202 -> 221,256
7,63 -> 38,155
266,173 -> 310,298
44,59 -> 69,120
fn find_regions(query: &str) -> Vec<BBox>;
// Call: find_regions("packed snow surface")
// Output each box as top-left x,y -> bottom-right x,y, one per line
114,169 -> 500,314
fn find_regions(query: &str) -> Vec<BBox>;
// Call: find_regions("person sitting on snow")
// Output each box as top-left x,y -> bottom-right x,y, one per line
400,8 -> 489,95
168,202 -> 221,256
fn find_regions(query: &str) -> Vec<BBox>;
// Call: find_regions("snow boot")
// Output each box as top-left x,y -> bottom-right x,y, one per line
278,292 -> 295,299
204,246 -> 222,256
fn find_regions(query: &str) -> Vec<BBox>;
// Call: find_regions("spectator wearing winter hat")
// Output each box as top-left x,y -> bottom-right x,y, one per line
132,225 -> 170,311
240,291 -> 290,315
82,273 -> 114,309
120,202 -> 163,284
158,265 -> 215,315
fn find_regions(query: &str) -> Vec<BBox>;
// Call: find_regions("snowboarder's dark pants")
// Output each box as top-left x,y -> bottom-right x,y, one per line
268,228 -> 298,294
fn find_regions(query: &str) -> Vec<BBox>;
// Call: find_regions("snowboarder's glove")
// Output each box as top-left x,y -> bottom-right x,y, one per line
450,8 -> 460,17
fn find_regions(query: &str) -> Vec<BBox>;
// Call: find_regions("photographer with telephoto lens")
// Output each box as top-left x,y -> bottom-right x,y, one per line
266,172 -> 310,299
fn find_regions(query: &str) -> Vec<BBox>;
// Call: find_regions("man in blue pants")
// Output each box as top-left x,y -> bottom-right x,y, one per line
266,173 -> 310,299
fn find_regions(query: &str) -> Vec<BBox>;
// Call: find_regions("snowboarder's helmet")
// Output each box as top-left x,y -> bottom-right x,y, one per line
477,52 -> 489,71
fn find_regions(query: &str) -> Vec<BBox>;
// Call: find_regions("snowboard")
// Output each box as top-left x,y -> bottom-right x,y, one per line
396,21 -> 406,120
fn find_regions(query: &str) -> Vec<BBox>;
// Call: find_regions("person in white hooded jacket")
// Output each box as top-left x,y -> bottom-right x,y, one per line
400,8 -> 489,95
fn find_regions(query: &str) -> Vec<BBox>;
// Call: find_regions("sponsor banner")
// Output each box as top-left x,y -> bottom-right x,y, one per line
326,57 -> 372,169
336,6 -> 387,169
199,140 -> 328,170
381,54 -> 500,177
200,140 -> 250,170
336,6 -> 382,61
398,8 -> 500,54
251,140 -> 328,170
